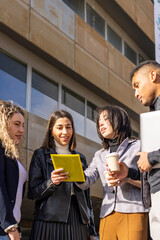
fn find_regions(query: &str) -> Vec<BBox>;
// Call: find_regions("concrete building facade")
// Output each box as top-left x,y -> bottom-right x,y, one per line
0,0 -> 154,234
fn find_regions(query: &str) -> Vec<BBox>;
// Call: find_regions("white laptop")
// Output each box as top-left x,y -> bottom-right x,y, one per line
140,110 -> 160,168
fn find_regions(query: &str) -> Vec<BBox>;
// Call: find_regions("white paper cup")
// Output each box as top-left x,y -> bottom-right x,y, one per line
104,170 -> 115,187
106,152 -> 120,172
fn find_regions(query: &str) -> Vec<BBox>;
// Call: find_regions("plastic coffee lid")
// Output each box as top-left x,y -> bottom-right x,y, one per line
105,152 -> 119,158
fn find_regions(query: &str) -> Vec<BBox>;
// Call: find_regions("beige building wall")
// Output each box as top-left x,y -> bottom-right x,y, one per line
0,0 -> 151,113
115,0 -> 154,42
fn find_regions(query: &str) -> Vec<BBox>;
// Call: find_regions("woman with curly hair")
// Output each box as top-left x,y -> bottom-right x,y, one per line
0,100 -> 27,240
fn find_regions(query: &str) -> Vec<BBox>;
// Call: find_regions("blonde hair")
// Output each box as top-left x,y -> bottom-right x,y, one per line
0,100 -> 24,159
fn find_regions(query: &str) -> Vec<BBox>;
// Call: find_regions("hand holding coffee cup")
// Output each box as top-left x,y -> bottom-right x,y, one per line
106,152 -> 120,172
104,170 -> 116,187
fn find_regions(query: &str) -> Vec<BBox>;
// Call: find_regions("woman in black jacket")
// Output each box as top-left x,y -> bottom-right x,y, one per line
0,100 -> 27,240
28,110 -> 96,240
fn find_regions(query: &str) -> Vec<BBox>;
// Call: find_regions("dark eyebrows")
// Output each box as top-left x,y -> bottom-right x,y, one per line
56,123 -> 72,126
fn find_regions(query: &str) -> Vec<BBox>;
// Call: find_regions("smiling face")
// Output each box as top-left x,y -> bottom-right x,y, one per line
52,117 -> 73,146
132,69 -> 157,106
8,113 -> 25,145
99,111 -> 115,139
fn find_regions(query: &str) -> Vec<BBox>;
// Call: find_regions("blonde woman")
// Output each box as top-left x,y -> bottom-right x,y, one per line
0,100 -> 27,240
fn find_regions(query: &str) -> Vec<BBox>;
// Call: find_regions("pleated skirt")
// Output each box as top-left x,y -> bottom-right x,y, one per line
29,195 -> 89,240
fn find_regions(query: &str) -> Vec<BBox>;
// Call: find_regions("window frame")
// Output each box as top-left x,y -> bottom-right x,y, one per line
62,85 -> 85,116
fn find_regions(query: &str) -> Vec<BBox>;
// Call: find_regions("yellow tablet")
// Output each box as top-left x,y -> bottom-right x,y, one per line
50,154 -> 85,182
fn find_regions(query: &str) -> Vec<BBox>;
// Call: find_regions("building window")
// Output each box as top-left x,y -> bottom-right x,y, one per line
124,42 -> 137,64
31,70 -> 58,119
61,86 -> 85,136
62,86 -> 85,115
86,3 -> 105,38
107,26 -> 122,52
138,54 -> 145,64
86,101 -> 100,143
63,0 -> 84,19
0,50 -> 27,108
87,101 -> 97,122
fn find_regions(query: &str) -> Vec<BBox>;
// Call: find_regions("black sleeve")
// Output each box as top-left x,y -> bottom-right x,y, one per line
0,144 -> 17,230
127,167 -> 140,180
27,149 -> 59,201
148,149 -> 160,166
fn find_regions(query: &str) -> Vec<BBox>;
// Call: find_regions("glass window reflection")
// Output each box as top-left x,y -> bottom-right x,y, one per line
0,51 -> 26,108
63,0 -> 84,19
86,101 -> 100,143
31,70 -> 58,119
87,101 -> 97,122
62,86 -> 85,116
124,42 -> 137,64
107,26 -> 122,52
61,104 -> 85,136
86,3 -> 105,37
138,54 -> 145,64
86,118 -> 101,143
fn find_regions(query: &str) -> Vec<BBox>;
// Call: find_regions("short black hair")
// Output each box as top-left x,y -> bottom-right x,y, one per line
96,105 -> 132,149
130,60 -> 160,81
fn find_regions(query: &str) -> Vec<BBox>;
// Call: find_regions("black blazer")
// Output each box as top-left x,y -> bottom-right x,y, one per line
28,147 -> 96,236
0,141 -> 19,236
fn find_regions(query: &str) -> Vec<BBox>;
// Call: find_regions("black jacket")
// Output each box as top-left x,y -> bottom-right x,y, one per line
28,147 -> 96,236
0,141 -> 19,236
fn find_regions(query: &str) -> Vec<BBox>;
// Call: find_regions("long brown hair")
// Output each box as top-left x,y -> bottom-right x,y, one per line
96,105 -> 132,149
42,110 -> 76,151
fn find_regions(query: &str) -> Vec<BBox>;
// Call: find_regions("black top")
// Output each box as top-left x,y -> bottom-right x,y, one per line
0,141 -> 19,236
108,137 -> 120,153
